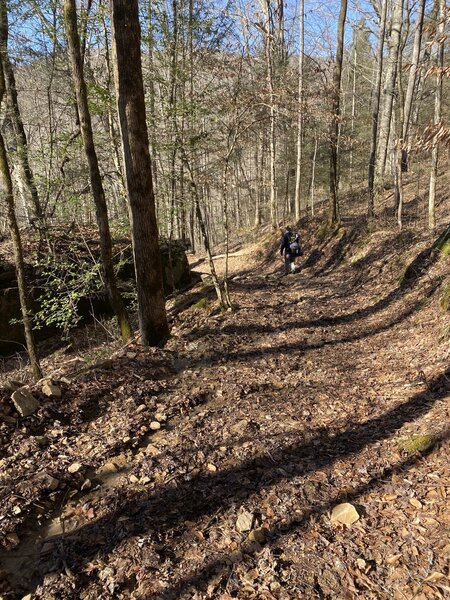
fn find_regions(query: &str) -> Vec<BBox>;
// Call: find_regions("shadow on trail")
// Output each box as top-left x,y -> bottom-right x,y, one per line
157,431 -> 449,599
11,367 -> 449,597
184,274 -> 442,371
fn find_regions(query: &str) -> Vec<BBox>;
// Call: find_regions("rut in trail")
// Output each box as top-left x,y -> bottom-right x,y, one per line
0,222 -> 449,599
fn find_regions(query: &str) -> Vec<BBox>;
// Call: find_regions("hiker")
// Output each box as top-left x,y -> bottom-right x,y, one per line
280,225 -> 302,274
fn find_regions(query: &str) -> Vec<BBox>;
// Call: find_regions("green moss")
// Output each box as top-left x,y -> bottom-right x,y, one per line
440,281 -> 450,312
399,434 -> 437,454
439,240 -> 450,257
193,297 -> 210,311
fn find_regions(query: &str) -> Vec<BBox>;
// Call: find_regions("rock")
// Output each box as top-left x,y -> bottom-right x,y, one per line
40,473 -> 59,491
331,503 -> 360,525
98,462 -> 118,475
236,510 -> 254,533
2,380 -> 23,393
145,444 -> 160,456
400,433 -> 437,454
126,352 -> 137,359
67,462 -> 83,474
207,463 -> 217,472
248,527 -> 266,543
81,479 -> 92,491
150,421 -> 161,431
136,404 -> 147,414
231,419 -> 249,435
155,412 -> 167,422
32,435 -> 48,447
129,475 -> 139,483
41,380 -> 62,398
11,389 -> 40,417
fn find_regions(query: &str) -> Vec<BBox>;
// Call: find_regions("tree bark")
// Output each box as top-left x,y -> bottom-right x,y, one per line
64,0 -> 131,341
0,60 -> 42,380
375,0 -> 404,189
401,0 -> 425,172
428,0 -> 445,231
110,0 -> 169,346
294,0 -> 304,220
0,0 -> 44,226
329,0 -> 348,223
368,0 -> 388,217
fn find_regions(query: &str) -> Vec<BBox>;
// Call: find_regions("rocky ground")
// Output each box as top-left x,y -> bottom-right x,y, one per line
0,205 -> 449,599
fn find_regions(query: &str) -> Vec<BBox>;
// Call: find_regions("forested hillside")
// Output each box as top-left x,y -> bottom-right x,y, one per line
0,0 -> 449,598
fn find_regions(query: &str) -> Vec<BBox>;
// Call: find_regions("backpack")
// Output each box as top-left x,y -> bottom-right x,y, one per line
288,231 -> 302,256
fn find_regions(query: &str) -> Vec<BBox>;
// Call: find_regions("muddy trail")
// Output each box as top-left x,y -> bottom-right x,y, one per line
0,220 -> 449,600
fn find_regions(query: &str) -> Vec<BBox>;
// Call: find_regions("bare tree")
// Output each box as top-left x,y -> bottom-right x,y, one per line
0,54 -> 42,380
294,0 -> 304,220
63,0 -> 132,341
375,0 -> 404,190
0,0 -> 44,226
428,0 -> 445,231
329,0 -> 348,223
110,0 -> 169,346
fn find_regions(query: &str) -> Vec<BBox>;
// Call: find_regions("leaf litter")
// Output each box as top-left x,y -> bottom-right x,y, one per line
0,220 -> 449,599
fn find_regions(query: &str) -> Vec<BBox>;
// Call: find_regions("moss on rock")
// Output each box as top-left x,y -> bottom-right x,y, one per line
399,434 -> 437,454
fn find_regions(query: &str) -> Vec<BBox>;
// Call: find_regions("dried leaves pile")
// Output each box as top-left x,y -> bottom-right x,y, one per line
0,221 -> 449,600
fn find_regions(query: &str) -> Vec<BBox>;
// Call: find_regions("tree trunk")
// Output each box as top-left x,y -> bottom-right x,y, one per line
428,0 -> 445,231
262,0 -> 277,226
110,0 -> 169,346
294,0 -> 304,220
329,0 -> 348,223
375,0 -> 404,189
401,0 -> 425,172
310,132 -> 318,216
0,61 -> 42,380
64,0 -> 131,341
0,0 -> 44,226
367,0 -> 388,217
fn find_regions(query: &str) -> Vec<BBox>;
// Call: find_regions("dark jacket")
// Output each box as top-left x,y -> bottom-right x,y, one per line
280,231 -> 299,256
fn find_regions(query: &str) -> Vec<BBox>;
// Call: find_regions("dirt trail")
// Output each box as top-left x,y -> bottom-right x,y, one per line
0,224 -> 449,599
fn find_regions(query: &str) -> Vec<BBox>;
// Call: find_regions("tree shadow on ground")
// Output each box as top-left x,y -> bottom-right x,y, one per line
8,367 -> 448,597
156,431 -> 449,599
185,238 -> 443,349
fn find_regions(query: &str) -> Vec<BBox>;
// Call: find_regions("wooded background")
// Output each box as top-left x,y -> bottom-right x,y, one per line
1,0 -> 448,243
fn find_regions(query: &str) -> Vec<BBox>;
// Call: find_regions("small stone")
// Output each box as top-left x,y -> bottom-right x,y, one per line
150,421 -> 161,430
155,412 -> 167,422
129,475 -> 139,483
98,462 -> 118,475
32,435 -> 48,447
145,444 -> 160,456
331,503 -> 360,525
41,473 -> 59,490
68,462 -> 82,474
3,380 -> 23,393
248,527 -> 266,543
126,352 -> 137,359
81,479 -> 92,491
42,381 -> 62,398
231,419 -> 249,435
21,594 -> 32,600
236,510 -> 254,533
123,436 -> 131,444
270,581 -> 281,592
219,446 -> 227,453
136,404 -> 147,414
207,463 -> 217,472
11,389 -> 40,417
140,476 -> 151,484
13,505 -> 22,515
